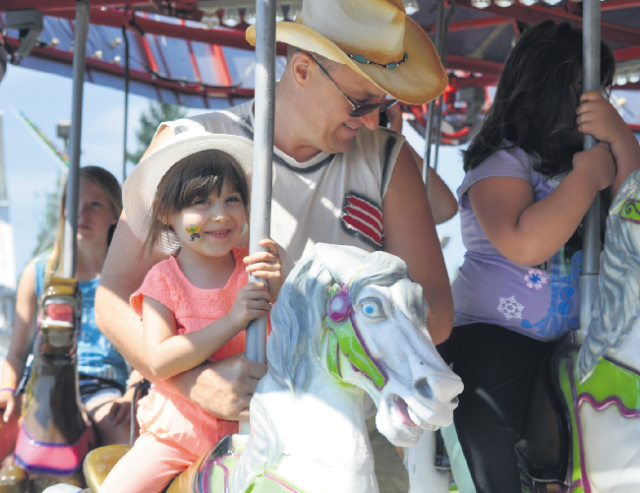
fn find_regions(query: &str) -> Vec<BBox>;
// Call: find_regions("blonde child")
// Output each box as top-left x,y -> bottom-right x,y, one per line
99,134 -> 282,493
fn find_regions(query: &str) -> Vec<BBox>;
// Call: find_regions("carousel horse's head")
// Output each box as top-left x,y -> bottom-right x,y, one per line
267,244 -> 463,447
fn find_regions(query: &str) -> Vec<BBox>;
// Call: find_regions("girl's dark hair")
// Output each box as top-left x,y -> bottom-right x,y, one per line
463,21 -> 615,174
143,149 -> 250,255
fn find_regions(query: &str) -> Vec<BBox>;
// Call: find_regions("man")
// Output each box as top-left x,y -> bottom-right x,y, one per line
96,0 -> 452,491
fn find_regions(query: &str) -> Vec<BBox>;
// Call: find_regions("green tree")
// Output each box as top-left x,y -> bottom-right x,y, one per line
32,172 -> 64,258
128,101 -> 187,165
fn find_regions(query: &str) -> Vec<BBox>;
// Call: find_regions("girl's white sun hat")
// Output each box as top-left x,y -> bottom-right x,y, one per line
246,0 -> 447,105
123,132 -> 254,255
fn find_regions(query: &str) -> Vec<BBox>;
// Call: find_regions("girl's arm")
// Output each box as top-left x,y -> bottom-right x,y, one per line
143,282 -> 272,380
407,144 -> 459,224
1,262 -> 38,421
577,91 -> 640,197
468,143 -> 615,267
386,105 -> 458,224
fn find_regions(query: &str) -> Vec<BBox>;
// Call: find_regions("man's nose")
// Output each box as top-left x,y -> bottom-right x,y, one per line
360,110 -> 380,131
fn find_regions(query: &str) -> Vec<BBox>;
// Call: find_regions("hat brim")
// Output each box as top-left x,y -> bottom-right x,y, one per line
247,16 -> 447,105
123,133 -> 254,255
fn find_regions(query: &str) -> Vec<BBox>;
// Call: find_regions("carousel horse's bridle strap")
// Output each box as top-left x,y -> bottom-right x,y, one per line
323,284 -> 388,390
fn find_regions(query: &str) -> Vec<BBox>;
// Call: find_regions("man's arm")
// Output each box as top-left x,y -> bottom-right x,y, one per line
96,125 -> 267,420
382,144 -> 454,345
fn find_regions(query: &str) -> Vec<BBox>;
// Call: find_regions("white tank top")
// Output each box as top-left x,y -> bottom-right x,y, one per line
162,100 -> 405,276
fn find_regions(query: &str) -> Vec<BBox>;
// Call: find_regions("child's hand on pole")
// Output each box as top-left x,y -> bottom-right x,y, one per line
228,282 -> 272,330
577,90 -> 632,149
244,239 -> 283,301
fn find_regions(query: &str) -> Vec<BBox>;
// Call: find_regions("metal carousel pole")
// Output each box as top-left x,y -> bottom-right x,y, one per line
579,0 -> 601,333
240,0 -> 276,434
63,0 -> 91,279
422,0 -> 446,194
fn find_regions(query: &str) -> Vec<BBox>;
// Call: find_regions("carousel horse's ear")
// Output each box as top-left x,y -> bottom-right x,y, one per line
315,243 -> 369,285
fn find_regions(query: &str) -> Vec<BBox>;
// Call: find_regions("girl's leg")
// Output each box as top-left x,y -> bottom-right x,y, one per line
98,432 -> 198,493
438,323 -> 554,493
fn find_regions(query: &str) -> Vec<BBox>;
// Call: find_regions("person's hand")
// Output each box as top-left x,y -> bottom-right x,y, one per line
0,390 -> 17,424
244,239 -> 283,301
227,282 -> 272,330
572,141 -> 616,191
179,354 -> 268,421
107,397 -> 132,427
384,104 -> 403,134
577,91 -> 632,148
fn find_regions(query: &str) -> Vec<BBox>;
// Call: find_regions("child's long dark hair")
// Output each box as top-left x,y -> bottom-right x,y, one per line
464,21 -> 615,175
143,149 -> 250,255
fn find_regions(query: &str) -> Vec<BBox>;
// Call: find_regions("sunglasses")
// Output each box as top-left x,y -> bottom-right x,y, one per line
305,52 -> 398,118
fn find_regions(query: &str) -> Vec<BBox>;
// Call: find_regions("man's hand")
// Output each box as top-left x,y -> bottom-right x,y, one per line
108,397 -> 133,427
178,353 -> 268,421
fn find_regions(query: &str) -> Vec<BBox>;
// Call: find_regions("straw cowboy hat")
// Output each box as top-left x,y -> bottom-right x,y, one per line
123,132 -> 253,255
246,0 -> 447,105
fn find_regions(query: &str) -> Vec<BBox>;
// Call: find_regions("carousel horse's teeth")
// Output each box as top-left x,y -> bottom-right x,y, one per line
408,406 -> 421,427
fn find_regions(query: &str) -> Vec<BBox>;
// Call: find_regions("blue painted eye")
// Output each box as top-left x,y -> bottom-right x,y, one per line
359,298 -> 385,320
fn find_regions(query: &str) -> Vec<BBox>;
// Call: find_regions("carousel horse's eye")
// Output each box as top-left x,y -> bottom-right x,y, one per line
358,298 -> 385,321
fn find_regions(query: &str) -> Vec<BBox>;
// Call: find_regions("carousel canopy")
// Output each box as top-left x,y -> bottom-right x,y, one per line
0,0 -> 638,111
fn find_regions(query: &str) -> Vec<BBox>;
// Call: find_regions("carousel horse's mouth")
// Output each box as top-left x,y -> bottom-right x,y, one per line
389,396 -> 437,437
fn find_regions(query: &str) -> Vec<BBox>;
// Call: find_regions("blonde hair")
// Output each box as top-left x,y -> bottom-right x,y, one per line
45,166 -> 122,280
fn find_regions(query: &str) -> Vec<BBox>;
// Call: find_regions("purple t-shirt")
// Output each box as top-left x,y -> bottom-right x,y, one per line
451,145 -> 582,342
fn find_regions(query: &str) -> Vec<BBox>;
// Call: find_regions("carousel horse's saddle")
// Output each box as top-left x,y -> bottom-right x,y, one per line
515,349 -> 570,484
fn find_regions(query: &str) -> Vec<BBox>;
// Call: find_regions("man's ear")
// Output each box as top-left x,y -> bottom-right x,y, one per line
290,51 -> 314,88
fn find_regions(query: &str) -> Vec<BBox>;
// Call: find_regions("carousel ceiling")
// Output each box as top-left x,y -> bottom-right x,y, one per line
0,0 -> 638,109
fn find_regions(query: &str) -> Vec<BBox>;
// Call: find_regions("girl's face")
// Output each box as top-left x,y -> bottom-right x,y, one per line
171,181 -> 247,258
75,178 -> 118,244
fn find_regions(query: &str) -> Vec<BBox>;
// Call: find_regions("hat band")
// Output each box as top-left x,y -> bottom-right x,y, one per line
348,52 -> 408,70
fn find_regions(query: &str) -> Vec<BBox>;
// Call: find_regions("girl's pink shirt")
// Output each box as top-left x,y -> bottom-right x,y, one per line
130,246 -> 248,454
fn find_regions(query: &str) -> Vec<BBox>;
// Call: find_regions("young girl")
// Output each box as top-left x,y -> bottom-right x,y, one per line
99,133 -> 282,493
0,166 -> 135,460
438,21 -> 640,493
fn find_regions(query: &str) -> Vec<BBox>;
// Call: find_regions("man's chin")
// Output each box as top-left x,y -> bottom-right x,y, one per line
329,136 -> 356,154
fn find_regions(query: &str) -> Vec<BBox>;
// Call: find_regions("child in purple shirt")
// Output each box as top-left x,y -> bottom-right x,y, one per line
438,20 -> 640,493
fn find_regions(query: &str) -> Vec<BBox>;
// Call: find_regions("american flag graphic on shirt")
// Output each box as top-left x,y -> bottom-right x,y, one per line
341,194 -> 383,248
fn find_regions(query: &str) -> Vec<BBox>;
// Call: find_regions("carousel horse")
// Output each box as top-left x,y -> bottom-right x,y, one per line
516,169 -> 640,493
0,278 -> 95,493
77,244 -> 463,493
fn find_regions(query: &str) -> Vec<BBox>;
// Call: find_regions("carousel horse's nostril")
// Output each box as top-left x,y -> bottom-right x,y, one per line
414,377 -> 434,401
415,375 -> 463,404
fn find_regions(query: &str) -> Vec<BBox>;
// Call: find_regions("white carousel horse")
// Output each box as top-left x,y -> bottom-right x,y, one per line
513,169 -> 640,493
72,244 -> 463,493
570,168 -> 640,493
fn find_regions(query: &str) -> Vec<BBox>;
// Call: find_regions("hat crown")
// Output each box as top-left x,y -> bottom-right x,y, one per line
298,0 -> 406,65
